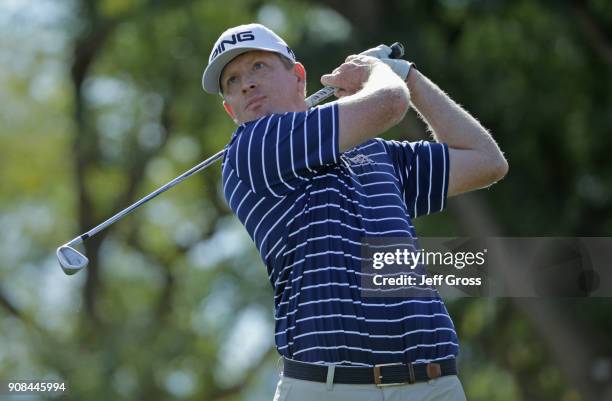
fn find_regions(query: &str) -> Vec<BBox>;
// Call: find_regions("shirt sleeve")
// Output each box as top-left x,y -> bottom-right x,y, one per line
380,139 -> 450,218
227,103 -> 340,197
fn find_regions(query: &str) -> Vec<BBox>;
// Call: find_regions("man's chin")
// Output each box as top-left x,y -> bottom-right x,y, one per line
240,109 -> 270,123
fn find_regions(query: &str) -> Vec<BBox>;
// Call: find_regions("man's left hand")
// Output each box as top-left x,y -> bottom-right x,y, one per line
360,44 -> 412,81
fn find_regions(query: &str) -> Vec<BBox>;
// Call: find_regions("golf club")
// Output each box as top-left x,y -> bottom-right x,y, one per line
57,42 -> 405,275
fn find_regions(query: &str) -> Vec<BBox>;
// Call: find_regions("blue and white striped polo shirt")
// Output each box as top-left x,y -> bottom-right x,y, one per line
221,102 -> 458,366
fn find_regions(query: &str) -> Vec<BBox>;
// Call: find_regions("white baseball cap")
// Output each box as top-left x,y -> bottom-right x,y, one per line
202,23 -> 296,94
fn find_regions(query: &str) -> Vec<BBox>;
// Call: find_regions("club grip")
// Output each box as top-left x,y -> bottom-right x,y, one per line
389,42 -> 404,59
304,41 -> 405,108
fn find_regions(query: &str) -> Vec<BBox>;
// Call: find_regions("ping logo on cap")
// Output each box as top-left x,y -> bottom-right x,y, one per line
211,30 -> 256,60
202,23 -> 297,93
285,46 -> 296,60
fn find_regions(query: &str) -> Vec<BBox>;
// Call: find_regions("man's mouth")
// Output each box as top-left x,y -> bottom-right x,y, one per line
246,95 -> 266,111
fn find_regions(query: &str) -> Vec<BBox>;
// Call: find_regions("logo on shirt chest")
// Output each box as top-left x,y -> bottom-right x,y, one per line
341,153 -> 375,167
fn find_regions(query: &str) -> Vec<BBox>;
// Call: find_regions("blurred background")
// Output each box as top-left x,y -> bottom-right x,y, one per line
1,0 -> 611,400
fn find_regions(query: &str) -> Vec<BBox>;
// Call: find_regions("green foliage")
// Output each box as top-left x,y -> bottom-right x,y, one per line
1,0 -> 611,400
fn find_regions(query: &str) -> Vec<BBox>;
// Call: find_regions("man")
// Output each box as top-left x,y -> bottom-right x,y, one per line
202,23 -> 507,401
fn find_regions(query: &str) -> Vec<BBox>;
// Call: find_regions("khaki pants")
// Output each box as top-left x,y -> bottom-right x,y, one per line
273,375 -> 468,401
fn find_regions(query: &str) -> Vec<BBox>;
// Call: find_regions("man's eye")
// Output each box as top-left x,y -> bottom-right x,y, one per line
226,76 -> 237,86
253,62 -> 264,70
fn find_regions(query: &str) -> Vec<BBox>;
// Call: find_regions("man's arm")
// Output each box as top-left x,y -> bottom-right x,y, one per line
406,69 -> 508,197
321,55 -> 411,152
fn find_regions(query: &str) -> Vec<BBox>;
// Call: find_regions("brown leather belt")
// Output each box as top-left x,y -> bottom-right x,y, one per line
283,357 -> 457,387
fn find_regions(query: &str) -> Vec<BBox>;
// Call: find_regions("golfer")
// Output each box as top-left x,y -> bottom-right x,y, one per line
202,23 -> 507,401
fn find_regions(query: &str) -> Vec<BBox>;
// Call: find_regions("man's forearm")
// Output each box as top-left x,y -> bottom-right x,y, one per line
405,68 -> 508,195
336,63 -> 410,152
406,68 -> 500,153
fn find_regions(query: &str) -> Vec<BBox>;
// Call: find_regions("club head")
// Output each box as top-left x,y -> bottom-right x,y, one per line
56,245 -> 89,275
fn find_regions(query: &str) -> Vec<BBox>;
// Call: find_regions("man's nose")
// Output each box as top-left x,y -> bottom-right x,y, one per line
241,77 -> 257,93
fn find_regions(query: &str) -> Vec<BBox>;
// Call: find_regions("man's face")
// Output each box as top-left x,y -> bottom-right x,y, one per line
220,51 -> 306,124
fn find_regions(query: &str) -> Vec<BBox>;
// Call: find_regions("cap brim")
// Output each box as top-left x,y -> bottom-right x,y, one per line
202,46 -> 291,94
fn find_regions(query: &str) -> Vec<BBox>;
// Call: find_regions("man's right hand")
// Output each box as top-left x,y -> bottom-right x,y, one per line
320,53 -> 410,153
320,55 -> 383,98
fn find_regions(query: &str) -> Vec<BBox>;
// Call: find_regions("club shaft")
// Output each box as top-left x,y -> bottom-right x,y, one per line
79,85 -> 330,243
80,148 -> 225,242
73,42 -> 404,244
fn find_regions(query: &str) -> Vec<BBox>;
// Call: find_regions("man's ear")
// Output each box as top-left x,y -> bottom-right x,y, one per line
294,62 -> 307,94
223,100 -> 237,122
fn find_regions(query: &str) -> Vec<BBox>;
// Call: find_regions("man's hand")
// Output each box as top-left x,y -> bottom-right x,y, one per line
360,44 -> 412,81
320,55 -> 383,98
319,54 -> 410,152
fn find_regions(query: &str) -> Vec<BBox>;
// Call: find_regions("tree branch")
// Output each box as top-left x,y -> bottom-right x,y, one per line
71,17 -> 119,325
0,286 -> 46,334
449,194 -> 607,401
0,286 -> 23,320
572,0 -> 612,67
206,346 -> 278,401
